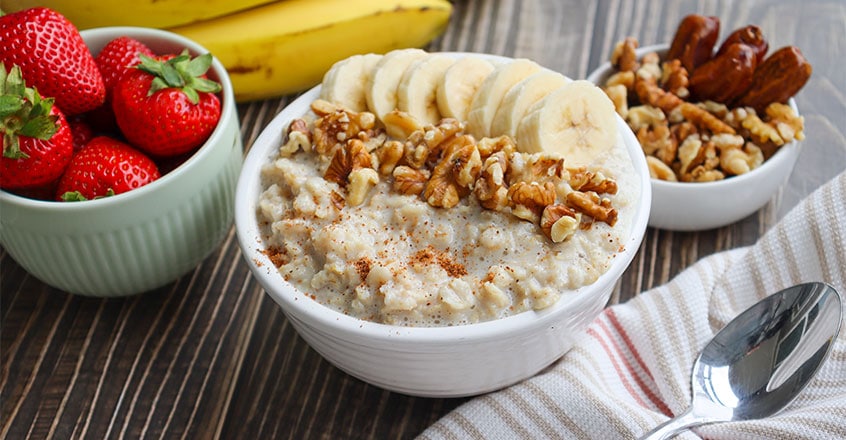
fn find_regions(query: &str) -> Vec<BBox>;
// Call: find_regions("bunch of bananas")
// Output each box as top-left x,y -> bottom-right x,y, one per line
3,0 -> 453,102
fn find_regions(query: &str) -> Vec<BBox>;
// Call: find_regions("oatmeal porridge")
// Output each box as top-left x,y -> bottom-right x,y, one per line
257,100 -> 640,327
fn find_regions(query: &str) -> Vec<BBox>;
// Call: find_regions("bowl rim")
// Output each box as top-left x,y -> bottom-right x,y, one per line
235,52 -> 652,344
586,42 -> 803,192
0,26 -> 236,211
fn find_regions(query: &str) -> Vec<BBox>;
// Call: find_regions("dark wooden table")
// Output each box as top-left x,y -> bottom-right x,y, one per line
3,1 -> 844,438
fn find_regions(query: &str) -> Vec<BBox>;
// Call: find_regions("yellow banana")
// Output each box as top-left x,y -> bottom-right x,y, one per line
167,0 -> 453,102
1,0 -> 278,30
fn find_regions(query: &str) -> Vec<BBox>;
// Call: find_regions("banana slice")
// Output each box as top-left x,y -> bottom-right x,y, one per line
489,69 -> 568,138
465,58 -> 542,139
366,48 -> 429,121
436,56 -> 495,122
397,54 -> 456,125
320,53 -> 383,112
516,80 -> 619,165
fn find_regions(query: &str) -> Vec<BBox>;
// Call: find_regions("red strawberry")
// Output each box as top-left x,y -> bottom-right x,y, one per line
56,136 -> 161,201
67,115 -> 94,152
112,51 -> 221,157
95,36 -> 154,100
1,63 -> 73,193
0,7 -> 105,116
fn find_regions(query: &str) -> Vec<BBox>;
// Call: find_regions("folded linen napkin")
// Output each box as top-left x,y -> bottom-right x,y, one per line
420,171 -> 846,440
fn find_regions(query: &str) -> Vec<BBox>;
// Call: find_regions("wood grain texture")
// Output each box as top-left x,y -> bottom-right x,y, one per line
2,1 -> 844,438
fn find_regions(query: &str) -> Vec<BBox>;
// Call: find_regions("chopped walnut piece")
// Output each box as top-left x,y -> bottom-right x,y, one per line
357,128 -> 387,152
606,71 -> 636,91
325,139 -> 372,186
347,168 -> 379,206
540,204 -> 580,243
742,113 -> 782,145
392,165 -> 429,196
646,156 -> 678,181
329,190 -> 345,211
678,102 -> 736,135
720,142 -> 764,175
636,52 -> 663,84
375,140 -> 404,175
475,152 -> 509,211
637,123 -> 676,165
611,37 -> 639,72
568,167 -> 618,194
526,154 -> 566,183
424,173 -> 461,208
677,134 -> 719,176
451,142 -> 482,187
566,191 -> 617,226
670,121 -> 698,145
605,84 -> 629,119
626,105 -> 666,132
404,119 -> 465,168
476,135 -> 515,159
685,165 -> 725,182
312,105 -> 377,156
710,133 -> 745,151
280,118 -> 312,157
661,59 -> 690,98
508,181 -> 556,222
634,79 -> 683,114
700,100 -> 729,119
382,110 -> 424,140
765,102 -> 805,142
310,99 -> 343,116
423,142 -> 479,208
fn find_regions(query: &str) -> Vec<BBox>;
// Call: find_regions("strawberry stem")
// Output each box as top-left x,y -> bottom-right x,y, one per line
136,50 -> 222,105
1,63 -> 59,159
60,188 -> 116,202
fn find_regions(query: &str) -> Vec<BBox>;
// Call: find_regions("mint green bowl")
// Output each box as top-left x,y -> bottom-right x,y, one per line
0,27 -> 243,297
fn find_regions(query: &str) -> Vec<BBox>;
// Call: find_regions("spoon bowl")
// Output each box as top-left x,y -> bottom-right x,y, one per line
641,282 -> 842,439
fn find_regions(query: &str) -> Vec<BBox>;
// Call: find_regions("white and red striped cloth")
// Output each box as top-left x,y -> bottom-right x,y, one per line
420,171 -> 846,440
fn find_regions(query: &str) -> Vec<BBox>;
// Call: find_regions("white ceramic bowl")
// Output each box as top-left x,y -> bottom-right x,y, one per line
0,27 -> 243,296
235,69 -> 651,397
586,44 -> 802,231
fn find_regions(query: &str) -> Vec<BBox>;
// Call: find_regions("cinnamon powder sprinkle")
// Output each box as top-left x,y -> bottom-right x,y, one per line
353,257 -> 372,281
263,247 -> 289,268
409,246 -> 467,278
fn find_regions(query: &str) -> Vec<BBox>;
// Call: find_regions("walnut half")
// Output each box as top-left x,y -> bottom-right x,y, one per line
540,204 -> 579,242
325,139 -> 373,186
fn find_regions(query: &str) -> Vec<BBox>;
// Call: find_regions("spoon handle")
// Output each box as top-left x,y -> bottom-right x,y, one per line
638,409 -> 706,440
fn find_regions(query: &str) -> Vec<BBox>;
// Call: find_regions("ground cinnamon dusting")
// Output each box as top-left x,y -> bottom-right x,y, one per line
263,247 -> 289,268
409,246 -> 467,278
353,257 -> 372,280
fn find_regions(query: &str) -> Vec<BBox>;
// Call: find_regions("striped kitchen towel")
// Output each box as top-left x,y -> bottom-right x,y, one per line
419,171 -> 846,440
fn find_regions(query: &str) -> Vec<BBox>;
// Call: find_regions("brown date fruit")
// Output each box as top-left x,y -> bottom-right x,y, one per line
734,46 -> 812,112
667,14 -> 721,73
689,43 -> 757,103
716,25 -> 769,65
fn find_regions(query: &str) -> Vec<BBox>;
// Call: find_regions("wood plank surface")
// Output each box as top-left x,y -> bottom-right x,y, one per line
2,1 -> 844,438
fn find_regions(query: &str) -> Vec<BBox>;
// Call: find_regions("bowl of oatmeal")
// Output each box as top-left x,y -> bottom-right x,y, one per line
235,53 -> 650,397
587,28 -> 807,230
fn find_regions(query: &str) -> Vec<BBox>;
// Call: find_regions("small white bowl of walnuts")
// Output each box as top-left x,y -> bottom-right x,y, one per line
587,15 -> 809,231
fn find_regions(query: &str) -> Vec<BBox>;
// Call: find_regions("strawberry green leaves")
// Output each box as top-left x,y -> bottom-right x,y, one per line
1,63 -> 60,159
136,51 -> 221,104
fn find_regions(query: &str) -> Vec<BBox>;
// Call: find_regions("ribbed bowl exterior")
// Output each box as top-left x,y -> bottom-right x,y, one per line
0,27 -> 242,297
0,120 -> 242,297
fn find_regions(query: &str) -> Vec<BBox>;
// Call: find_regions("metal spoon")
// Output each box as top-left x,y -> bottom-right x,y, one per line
640,282 -> 842,440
